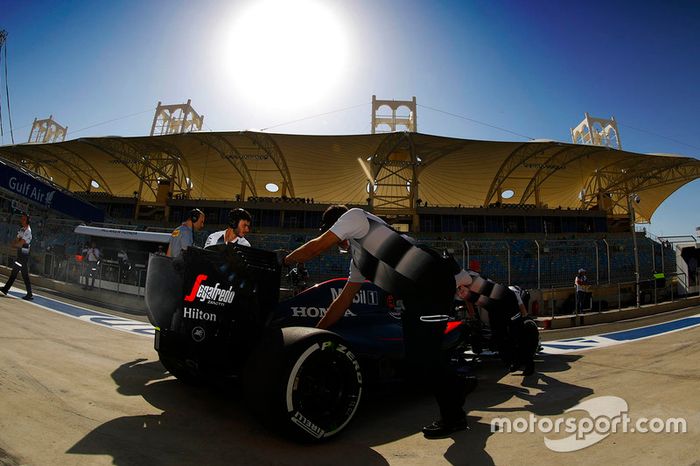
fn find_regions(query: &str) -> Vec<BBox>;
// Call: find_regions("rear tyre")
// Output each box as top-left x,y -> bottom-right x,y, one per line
244,327 -> 363,442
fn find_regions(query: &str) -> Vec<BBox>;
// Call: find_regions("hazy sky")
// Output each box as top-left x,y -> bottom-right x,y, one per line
1,0 -> 698,237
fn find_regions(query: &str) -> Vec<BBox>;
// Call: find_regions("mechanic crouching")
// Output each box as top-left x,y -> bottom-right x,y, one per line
456,272 -> 535,376
284,205 -> 474,439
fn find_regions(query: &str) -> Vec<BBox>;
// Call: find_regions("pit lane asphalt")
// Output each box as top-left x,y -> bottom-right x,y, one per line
1,291 -> 698,465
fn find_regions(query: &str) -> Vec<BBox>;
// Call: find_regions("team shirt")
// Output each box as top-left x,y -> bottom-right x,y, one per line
204,230 -> 251,249
82,247 -> 101,262
17,225 -> 32,254
329,208 -> 388,283
575,274 -> 588,292
168,224 -> 193,258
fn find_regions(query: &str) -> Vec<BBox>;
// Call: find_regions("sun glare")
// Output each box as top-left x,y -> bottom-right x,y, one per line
225,0 -> 351,109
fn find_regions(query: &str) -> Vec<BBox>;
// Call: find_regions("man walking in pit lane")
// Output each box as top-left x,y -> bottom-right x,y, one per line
204,208 -> 252,248
1,213 -> 34,300
167,208 -> 206,258
283,205 -> 475,439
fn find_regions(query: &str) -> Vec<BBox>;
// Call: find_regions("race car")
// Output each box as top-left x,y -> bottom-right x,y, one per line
144,244 -> 472,442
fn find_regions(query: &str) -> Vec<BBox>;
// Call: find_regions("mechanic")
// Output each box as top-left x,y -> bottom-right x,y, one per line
506,285 -> 535,375
508,285 -> 529,318
81,240 -> 101,290
283,205 -> 471,439
456,273 -> 535,376
0,212 -> 34,300
575,268 -> 589,313
204,208 -> 252,248
167,208 -> 205,258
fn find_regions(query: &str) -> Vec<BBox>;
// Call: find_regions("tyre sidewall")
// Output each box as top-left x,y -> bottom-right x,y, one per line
244,328 -> 363,442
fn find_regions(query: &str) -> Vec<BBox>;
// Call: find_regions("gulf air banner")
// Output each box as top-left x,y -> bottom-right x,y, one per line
0,158 -> 104,222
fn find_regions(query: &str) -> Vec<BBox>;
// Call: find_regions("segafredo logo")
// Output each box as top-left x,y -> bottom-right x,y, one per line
183,307 -> 217,322
330,288 -> 379,305
184,274 -> 235,305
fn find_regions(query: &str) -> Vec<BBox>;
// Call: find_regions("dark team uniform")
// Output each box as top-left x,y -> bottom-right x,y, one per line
330,208 -> 468,424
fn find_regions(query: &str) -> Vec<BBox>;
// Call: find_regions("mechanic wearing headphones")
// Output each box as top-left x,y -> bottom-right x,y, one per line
167,208 -> 206,258
283,205 -> 472,439
1,212 -> 34,300
204,208 -> 252,248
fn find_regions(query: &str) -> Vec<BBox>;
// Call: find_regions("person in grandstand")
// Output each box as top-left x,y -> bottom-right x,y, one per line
204,208 -> 252,248
283,205 -> 473,439
0,213 -> 34,300
167,209 -> 206,258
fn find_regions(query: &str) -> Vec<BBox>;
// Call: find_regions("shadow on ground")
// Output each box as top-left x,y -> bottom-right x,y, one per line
68,353 -> 592,465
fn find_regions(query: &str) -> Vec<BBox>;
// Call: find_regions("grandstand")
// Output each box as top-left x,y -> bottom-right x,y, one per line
1,101 -> 699,316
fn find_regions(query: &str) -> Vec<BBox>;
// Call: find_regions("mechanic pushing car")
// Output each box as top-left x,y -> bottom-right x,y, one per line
284,205 -> 473,439
456,272 -> 537,376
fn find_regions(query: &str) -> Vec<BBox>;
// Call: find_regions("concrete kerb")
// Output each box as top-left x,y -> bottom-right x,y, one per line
536,295 -> 700,330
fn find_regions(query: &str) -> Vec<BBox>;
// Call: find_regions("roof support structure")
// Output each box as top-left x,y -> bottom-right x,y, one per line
0,145 -> 106,193
28,116 -> 67,143
244,132 -> 294,197
519,145 -> 608,205
371,96 -> 417,133
191,133 -> 258,198
367,132 -> 420,213
77,138 -> 191,200
483,142 -> 555,207
581,159 -> 700,221
571,113 -> 621,149
150,100 -> 204,136
578,155 -> 651,210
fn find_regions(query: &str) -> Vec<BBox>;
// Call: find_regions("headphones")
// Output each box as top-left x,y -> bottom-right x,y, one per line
228,208 -> 252,230
188,208 -> 204,223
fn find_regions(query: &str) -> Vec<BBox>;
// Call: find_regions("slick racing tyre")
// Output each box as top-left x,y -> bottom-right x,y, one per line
244,327 -> 363,442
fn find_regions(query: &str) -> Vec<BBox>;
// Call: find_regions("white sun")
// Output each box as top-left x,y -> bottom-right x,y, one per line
225,0 -> 351,109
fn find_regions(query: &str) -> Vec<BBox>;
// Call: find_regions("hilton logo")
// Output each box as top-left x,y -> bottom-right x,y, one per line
183,307 -> 217,322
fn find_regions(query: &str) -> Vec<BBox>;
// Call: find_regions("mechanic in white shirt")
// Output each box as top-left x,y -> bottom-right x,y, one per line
284,205 -> 472,439
1,213 -> 34,300
204,208 -> 252,249
81,241 -> 101,290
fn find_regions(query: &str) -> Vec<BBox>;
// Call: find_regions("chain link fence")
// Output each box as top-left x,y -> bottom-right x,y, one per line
5,220 -> 683,306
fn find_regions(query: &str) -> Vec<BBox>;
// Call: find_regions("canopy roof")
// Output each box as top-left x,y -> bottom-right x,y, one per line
1,131 -> 698,223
